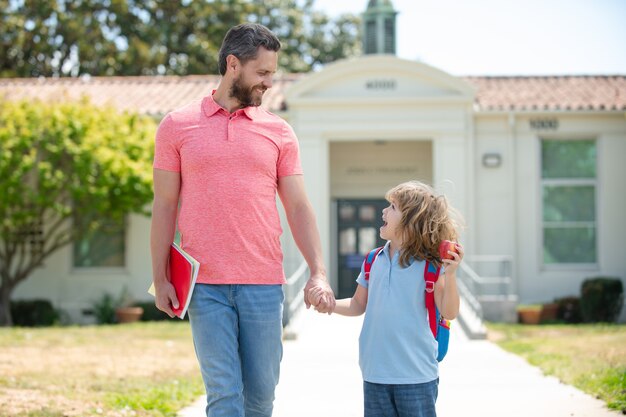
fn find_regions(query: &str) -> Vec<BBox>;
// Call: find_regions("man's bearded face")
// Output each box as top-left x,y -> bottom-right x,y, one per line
230,73 -> 266,107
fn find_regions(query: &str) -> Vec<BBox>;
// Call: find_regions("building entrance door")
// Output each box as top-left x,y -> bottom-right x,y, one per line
336,199 -> 388,299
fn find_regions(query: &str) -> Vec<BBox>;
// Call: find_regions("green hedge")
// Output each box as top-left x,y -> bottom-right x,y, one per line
580,277 -> 624,323
554,296 -> 582,323
137,302 -> 188,322
10,299 -> 60,326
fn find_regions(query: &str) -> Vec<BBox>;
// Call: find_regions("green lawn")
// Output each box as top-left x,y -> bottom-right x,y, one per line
2,321 -> 624,416
486,322 -> 626,413
0,322 -> 204,417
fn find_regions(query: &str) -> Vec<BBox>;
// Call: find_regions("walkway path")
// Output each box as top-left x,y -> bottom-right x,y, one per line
179,310 -> 619,417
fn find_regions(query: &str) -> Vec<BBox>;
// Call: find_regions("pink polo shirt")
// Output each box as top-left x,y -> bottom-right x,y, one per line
153,93 -> 303,284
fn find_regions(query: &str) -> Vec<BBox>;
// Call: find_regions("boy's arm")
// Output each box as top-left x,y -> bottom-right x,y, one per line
333,284 -> 368,316
435,244 -> 463,320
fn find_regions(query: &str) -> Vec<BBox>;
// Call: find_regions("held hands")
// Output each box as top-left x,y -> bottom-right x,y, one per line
303,273 -> 335,315
154,280 -> 180,318
308,286 -> 327,312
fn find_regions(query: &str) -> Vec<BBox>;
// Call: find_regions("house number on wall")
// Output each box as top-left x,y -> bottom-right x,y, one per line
365,79 -> 397,90
529,118 -> 559,130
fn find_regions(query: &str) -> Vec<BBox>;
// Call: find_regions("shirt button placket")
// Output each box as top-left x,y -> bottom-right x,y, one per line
227,114 -> 235,141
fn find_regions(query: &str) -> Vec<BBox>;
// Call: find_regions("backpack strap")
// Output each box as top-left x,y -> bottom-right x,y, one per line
424,261 -> 441,338
364,251 -> 445,346
363,247 -> 384,281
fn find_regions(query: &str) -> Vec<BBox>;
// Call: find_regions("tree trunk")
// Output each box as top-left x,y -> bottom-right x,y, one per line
0,284 -> 13,327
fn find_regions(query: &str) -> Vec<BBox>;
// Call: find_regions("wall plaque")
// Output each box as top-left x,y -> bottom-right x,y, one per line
529,118 -> 559,130
365,79 -> 397,90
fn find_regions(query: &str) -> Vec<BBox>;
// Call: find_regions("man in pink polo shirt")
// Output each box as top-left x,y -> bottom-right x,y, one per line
150,23 -> 335,417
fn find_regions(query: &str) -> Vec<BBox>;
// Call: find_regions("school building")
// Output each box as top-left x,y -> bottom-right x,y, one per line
2,1 -> 625,329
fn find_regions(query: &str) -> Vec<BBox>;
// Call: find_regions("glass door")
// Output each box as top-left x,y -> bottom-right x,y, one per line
336,199 -> 388,298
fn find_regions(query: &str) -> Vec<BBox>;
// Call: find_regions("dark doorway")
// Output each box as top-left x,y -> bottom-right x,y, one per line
336,199 -> 388,298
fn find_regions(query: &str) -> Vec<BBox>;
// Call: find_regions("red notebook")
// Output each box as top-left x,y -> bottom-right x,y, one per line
148,243 -> 200,319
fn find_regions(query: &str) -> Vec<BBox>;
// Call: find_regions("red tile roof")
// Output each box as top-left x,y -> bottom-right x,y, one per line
0,74 -> 304,116
1,74 -> 624,115
464,75 -> 626,111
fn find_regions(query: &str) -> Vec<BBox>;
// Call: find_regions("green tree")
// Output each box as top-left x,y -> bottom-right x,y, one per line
250,0 -> 361,72
1,0 -> 124,77
305,11 -> 362,69
0,0 -> 360,77
112,0 -> 254,76
0,99 -> 155,326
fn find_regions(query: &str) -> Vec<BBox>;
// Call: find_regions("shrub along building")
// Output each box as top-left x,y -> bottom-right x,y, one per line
2,0 -> 625,327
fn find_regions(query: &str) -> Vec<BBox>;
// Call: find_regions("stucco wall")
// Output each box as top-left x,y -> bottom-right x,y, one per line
12,55 -> 625,323
474,112 -> 626,319
13,213 -> 153,323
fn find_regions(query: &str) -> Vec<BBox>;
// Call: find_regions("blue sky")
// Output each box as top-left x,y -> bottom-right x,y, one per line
311,0 -> 626,76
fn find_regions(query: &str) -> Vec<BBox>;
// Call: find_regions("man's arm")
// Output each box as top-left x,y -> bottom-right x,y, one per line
150,168 -> 181,317
277,175 -> 335,314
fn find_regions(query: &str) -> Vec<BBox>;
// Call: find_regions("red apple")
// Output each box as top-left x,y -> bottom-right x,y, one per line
438,240 -> 458,261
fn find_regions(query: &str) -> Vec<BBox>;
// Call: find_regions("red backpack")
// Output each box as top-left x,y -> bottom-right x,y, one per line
363,247 -> 450,362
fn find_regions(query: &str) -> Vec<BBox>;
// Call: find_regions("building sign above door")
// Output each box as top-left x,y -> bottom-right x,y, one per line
346,166 -> 417,175
529,118 -> 559,130
365,79 -> 397,90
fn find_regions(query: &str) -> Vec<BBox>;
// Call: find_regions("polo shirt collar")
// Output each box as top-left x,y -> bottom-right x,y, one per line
381,241 -> 392,259
242,106 -> 259,120
202,91 -> 222,117
202,90 -> 258,120
381,241 -> 418,264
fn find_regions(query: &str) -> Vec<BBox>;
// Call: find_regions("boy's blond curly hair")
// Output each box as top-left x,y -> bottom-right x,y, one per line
385,181 -> 462,268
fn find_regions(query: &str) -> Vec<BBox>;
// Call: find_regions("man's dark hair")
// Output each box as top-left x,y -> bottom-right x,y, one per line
218,23 -> 281,75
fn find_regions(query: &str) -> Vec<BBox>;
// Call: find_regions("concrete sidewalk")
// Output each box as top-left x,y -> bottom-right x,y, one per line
179,310 -> 619,417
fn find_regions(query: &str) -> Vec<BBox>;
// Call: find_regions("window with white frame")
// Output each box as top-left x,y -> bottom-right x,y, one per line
73,215 -> 126,268
541,139 -> 596,265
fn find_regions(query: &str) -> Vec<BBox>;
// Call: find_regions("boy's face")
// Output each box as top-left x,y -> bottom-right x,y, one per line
380,199 -> 402,242
229,47 -> 277,107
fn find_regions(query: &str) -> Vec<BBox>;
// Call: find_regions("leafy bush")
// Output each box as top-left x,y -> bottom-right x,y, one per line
138,302 -> 171,321
10,299 -> 59,326
580,277 -> 624,323
554,296 -> 582,323
91,293 -> 118,324
137,302 -> 189,321
0,99 -> 156,326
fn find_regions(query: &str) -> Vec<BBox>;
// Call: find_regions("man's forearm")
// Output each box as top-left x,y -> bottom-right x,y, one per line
150,200 -> 178,284
286,202 -> 326,278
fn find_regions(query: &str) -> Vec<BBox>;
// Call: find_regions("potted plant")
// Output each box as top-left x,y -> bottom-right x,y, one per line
115,305 -> 143,323
114,287 -> 144,324
540,302 -> 559,322
517,304 -> 543,324
91,293 -> 118,324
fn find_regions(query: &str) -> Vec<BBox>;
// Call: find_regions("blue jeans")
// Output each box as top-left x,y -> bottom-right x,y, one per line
188,284 -> 284,417
364,379 -> 439,417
